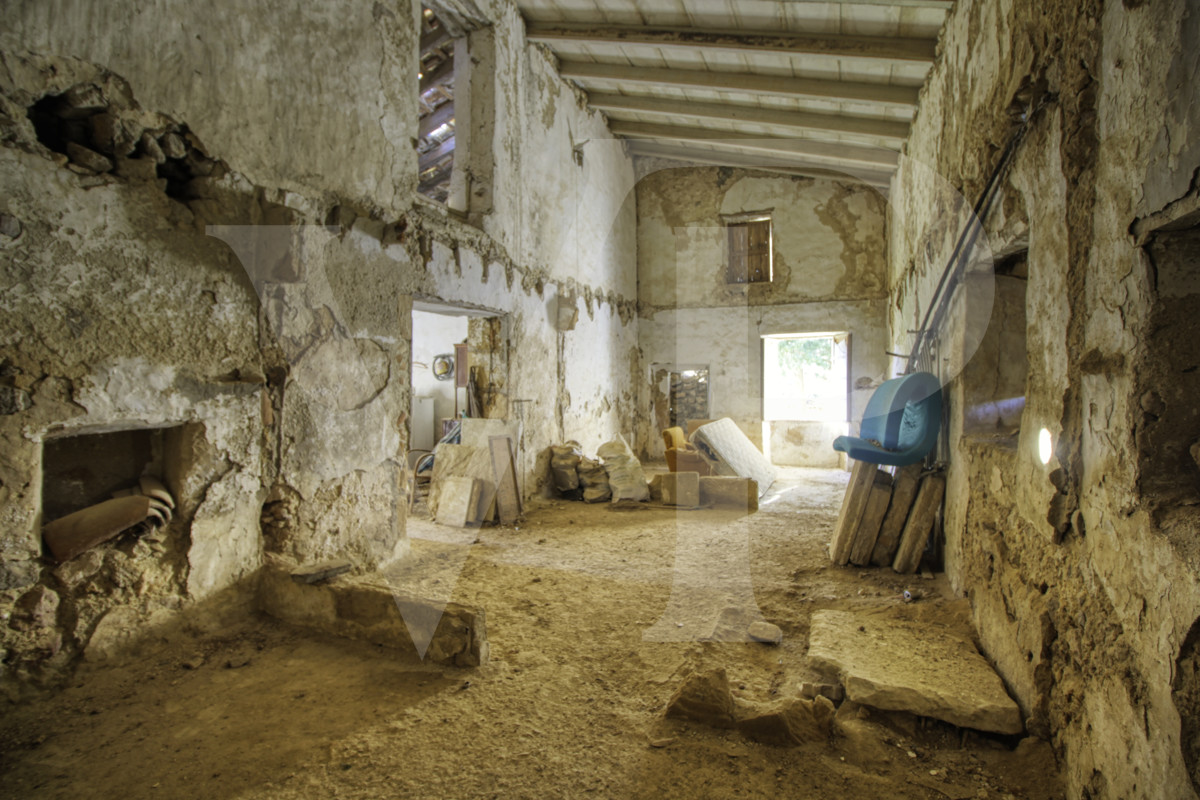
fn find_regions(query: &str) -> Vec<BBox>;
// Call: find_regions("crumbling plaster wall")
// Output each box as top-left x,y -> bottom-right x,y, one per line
0,19 -> 417,697
888,1 -> 1200,797
635,166 -> 889,463
4,0 -> 419,215
413,0 -> 639,475
0,0 -> 638,694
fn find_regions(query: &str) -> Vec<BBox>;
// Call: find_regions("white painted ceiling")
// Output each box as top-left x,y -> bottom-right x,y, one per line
512,0 -> 952,186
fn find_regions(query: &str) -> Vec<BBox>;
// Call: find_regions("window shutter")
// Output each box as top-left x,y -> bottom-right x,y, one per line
727,223 -> 750,283
746,219 -> 771,282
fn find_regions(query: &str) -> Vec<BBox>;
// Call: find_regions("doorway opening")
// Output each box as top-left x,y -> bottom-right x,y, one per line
409,300 -> 508,509
761,332 -> 849,467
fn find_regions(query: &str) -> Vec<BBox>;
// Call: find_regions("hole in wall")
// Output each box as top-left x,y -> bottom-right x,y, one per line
1138,225 -> 1200,506
40,424 -> 196,556
1173,615 -> 1200,795
962,250 -> 1029,440
42,428 -> 160,524
26,94 -> 75,154
668,368 -> 710,430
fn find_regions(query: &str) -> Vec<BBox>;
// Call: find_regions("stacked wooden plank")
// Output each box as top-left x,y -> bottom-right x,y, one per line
829,461 -> 945,574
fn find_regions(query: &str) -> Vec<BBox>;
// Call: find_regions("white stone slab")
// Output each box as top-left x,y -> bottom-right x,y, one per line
690,418 -> 777,497
807,609 -> 1023,734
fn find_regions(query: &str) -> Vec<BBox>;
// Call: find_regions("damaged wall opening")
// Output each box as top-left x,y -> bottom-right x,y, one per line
417,6 -> 457,204
960,251 -> 1029,439
39,424 -> 195,562
1139,223 -> 1200,506
42,427 -> 170,523
668,367 -> 709,430
411,300 -> 507,452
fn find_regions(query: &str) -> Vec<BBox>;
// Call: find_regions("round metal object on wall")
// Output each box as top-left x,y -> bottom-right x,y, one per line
432,353 -> 455,381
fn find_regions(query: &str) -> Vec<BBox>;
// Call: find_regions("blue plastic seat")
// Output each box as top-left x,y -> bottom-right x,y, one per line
832,372 -> 942,466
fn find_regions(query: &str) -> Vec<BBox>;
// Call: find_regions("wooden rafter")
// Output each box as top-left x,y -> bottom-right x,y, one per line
608,120 -> 899,168
588,92 -> 909,142
526,23 -> 935,64
628,141 -> 893,187
559,61 -> 920,108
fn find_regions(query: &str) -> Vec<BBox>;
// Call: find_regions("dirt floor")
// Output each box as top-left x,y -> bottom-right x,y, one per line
0,467 -> 1065,799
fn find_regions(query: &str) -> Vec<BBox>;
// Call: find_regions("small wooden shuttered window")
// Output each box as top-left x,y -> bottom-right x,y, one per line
726,217 -> 772,284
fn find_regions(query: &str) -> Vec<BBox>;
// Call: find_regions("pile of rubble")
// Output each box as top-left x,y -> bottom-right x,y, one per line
550,435 -> 649,504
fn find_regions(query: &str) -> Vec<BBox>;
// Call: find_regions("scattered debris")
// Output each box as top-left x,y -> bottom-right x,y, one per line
665,668 -> 736,728
747,621 -> 783,645
737,695 -> 834,746
597,435 -> 649,503
181,653 -> 206,670
550,442 -> 582,495
799,681 -> 844,703
577,457 -> 611,503
0,212 -> 22,239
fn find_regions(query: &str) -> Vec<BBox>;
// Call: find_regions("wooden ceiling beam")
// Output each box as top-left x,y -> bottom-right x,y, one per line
419,101 -> 456,139
421,25 -> 453,56
419,57 -> 455,93
776,0 -> 951,8
608,120 -> 899,167
419,136 -> 456,171
526,23 -> 935,64
588,92 -> 908,142
628,141 -> 892,187
559,61 -> 919,108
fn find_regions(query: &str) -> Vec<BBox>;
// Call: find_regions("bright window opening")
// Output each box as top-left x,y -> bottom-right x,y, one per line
762,333 -> 848,422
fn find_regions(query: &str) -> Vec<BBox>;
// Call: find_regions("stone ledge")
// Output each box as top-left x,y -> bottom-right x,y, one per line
257,558 -> 488,667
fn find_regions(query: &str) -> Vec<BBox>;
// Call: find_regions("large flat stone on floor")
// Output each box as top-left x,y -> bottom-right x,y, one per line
690,418 -> 776,496
806,609 -> 1023,734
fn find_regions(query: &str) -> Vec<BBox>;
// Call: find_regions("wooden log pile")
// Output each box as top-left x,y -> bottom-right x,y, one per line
829,460 -> 945,574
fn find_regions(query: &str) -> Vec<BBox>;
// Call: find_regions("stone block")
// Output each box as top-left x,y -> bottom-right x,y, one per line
115,156 -> 159,182
159,131 -> 188,159
258,561 -> 488,667
807,608 -> 1022,734
428,445 -> 496,522
661,471 -> 699,507
699,476 -> 758,511
57,84 -> 106,118
66,142 -> 113,174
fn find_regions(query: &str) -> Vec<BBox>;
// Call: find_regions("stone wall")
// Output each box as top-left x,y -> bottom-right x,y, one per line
635,166 -> 889,463
0,0 -> 638,694
888,1 -> 1200,797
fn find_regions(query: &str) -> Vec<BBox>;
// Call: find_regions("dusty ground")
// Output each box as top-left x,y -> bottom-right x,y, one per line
0,467 -> 1064,799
